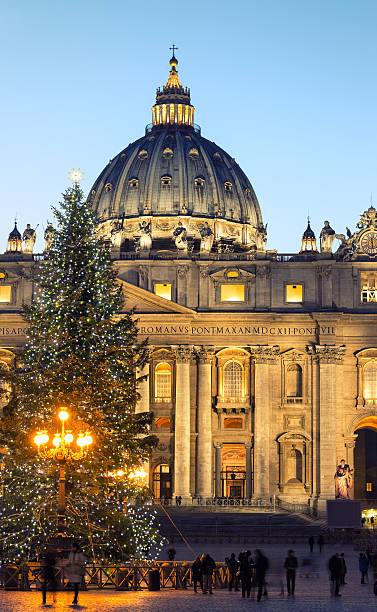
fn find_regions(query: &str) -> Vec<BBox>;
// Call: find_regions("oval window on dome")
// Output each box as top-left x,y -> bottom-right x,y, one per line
129,178 -> 139,189
188,148 -> 199,160
213,152 -> 222,162
224,181 -> 232,192
138,150 -> 148,160
105,183 -> 113,192
162,148 -> 173,159
245,188 -> 251,196
161,175 -> 172,187
120,153 -> 126,159
194,177 -> 205,188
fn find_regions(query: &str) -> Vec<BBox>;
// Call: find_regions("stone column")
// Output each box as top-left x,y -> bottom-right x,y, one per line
172,345 -> 192,502
309,345 -> 345,514
196,347 -> 215,498
245,442 -> 253,498
135,356 -> 151,486
250,345 -> 280,499
214,443 -> 223,497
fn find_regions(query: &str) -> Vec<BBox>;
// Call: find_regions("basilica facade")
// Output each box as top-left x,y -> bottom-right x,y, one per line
2,54 -> 377,514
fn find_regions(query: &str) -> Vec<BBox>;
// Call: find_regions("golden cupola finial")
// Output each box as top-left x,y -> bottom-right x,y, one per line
152,46 -> 195,128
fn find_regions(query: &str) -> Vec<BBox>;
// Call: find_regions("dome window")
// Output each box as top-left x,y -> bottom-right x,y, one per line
138,150 -> 148,160
129,178 -> 139,189
161,175 -> 172,187
105,183 -> 113,192
188,148 -> 199,160
194,177 -> 205,188
213,152 -> 222,162
245,188 -> 251,196
224,182 -> 233,192
120,153 -> 126,159
162,148 -> 173,159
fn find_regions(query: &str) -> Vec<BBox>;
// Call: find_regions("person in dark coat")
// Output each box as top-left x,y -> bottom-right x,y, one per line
238,550 -> 253,598
359,553 -> 369,584
191,557 -> 202,593
41,550 -> 57,605
254,549 -> 269,602
328,553 -> 342,597
284,549 -> 298,596
308,536 -> 314,553
201,553 -> 216,594
168,547 -> 176,562
226,553 -> 239,592
339,553 -> 347,585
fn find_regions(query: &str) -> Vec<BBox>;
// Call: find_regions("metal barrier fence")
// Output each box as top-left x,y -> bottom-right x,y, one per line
0,561 -> 231,591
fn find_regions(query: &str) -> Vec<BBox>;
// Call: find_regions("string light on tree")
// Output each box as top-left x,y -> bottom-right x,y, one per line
68,169 -> 83,184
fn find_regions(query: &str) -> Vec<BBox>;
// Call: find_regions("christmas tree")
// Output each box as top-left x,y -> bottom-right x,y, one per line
0,182 -> 161,561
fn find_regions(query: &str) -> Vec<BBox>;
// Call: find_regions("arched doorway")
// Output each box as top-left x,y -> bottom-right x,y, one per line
354,416 -> 377,499
153,464 -> 172,500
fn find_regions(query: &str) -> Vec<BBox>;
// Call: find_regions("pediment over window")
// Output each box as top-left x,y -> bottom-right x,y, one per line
208,267 -> 256,282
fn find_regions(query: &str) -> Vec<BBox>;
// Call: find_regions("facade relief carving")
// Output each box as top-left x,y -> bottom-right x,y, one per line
307,344 -> 346,364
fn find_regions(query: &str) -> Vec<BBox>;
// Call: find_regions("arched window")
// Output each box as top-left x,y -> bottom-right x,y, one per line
161,175 -> 172,187
224,361 -> 242,400
364,362 -> 377,400
128,178 -> 139,189
155,362 -> 172,401
286,363 -> 303,397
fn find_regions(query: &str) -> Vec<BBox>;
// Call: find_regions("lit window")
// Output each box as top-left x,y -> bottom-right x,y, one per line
138,150 -> 148,160
155,363 -> 172,401
227,270 -> 239,278
224,182 -> 232,192
361,273 -> 377,302
188,148 -> 199,160
105,183 -> 112,192
194,177 -> 205,188
286,284 -> 303,303
155,283 -> 172,300
224,361 -> 242,400
162,148 -> 173,159
129,178 -> 139,189
366,482 -> 373,492
364,362 -> 377,400
0,286 -> 11,303
224,417 -> 243,429
220,284 -> 245,302
155,417 -> 171,429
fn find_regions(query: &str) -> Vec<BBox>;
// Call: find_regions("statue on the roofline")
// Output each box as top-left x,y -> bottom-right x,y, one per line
320,220 -> 335,253
22,224 -> 37,254
200,221 -> 214,253
44,222 -> 54,252
173,221 -> 188,251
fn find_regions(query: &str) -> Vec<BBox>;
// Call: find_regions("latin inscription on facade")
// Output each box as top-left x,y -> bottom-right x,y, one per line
0,327 -> 27,336
139,325 -> 336,337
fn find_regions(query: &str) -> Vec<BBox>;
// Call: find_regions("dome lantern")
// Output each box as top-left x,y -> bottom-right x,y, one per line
300,219 -> 317,253
152,51 -> 194,128
5,221 -> 22,254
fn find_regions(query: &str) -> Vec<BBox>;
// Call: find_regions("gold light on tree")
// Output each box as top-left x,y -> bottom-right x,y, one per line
33,408 -> 93,534
68,169 -> 83,184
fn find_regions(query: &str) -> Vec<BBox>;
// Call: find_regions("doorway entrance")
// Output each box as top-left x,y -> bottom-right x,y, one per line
220,444 -> 246,498
153,464 -> 172,499
354,417 -> 377,500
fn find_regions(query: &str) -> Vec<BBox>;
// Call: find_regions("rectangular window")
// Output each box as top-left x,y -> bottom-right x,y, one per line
220,284 -> 245,302
361,273 -> 377,303
366,482 -> 373,492
154,283 -> 172,300
286,284 -> 303,303
0,286 -> 11,303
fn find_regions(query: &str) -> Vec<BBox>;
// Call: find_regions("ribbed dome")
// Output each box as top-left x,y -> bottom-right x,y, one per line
90,129 -> 261,226
89,55 -> 265,253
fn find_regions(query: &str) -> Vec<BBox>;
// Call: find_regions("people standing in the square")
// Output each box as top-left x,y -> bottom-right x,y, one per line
328,553 -> 342,597
191,556 -> 202,593
339,553 -> 347,585
359,553 -> 369,584
318,534 -> 324,553
308,536 -> 314,553
254,549 -> 269,602
238,550 -> 253,598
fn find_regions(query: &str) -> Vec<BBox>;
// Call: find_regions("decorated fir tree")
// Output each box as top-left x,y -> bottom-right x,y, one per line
0,183 -> 160,561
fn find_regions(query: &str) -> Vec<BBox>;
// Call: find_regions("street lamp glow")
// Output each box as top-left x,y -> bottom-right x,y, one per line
77,434 -> 86,447
53,435 -> 61,448
83,433 -> 93,446
64,432 -> 74,444
34,431 -> 48,446
58,409 -> 69,422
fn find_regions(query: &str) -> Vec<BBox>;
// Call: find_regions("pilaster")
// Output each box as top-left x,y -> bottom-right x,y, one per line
172,345 -> 193,501
195,346 -> 215,498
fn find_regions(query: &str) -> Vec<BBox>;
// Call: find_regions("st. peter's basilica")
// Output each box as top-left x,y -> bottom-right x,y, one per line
1,54 -> 377,514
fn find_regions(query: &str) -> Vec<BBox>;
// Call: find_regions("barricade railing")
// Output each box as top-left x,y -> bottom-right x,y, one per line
0,561 -> 233,591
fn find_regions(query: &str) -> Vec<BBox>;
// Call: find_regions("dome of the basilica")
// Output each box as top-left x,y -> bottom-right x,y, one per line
89,56 -> 265,254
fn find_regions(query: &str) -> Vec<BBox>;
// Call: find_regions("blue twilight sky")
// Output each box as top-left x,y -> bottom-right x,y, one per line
1,0 -> 376,253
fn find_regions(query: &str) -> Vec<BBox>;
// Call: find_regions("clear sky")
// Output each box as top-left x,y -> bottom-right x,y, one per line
1,0 -> 376,253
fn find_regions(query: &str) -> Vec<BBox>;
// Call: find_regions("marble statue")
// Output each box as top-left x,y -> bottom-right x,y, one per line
173,221 -> 188,251
334,459 -> 353,499
320,220 -> 335,253
22,224 -> 37,254
200,222 -> 214,253
110,219 -> 125,249
255,222 -> 267,251
44,223 -> 54,252
137,220 -> 152,251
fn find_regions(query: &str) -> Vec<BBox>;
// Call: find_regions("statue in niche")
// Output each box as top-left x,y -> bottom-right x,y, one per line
173,221 -> 188,251
44,222 -> 54,252
22,224 -> 37,254
110,217 -> 125,249
199,221 -> 214,253
320,220 -> 335,253
334,459 -> 353,499
137,220 -> 152,251
255,222 -> 267,251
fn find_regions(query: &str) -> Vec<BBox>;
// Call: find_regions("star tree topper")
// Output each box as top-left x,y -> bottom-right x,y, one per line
69,169 -> 83,184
